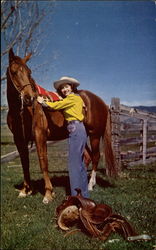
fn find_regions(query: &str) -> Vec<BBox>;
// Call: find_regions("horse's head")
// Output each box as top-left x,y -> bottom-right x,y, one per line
8,48 -> 37,106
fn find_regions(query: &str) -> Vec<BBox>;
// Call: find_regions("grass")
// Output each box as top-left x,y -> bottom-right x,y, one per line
1,125 -> 16,155
1,125 -> 156,250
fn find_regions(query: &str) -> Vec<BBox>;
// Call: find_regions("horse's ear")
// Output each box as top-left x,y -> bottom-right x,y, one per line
22,53 -> 32,63
9,48 -> 15,63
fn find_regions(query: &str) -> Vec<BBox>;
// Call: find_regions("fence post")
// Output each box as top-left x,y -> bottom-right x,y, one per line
110,98 -> 121,173
142,119 -> 147,164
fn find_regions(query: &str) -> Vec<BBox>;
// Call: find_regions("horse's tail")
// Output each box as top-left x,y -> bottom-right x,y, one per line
103,108 -> 118,178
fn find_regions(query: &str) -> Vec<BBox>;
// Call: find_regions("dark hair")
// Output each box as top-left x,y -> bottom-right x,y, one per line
57,83 -> 78,98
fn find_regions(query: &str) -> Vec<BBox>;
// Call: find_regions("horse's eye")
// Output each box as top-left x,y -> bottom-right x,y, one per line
10,65 -> 17,74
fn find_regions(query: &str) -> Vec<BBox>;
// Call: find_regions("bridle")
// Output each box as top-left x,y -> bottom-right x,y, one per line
8,65 -> 34,93
17,83 -> 33,93
8,65 -> 36,110
8,63 -> 38,143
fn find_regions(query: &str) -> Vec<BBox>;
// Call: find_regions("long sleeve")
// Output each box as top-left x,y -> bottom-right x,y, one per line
45,95 -> 74,110
42,93 -> 84,121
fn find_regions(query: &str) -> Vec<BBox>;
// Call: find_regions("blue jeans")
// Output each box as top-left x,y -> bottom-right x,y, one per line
67,121 -> 89,198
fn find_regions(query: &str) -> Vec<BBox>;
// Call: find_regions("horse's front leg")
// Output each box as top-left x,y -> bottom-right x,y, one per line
35,132 -> 55,204
88,136 -> 100,191
14,136 -> 32,197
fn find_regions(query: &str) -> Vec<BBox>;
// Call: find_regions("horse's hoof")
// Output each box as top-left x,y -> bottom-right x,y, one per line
88,185 -> 93,191
42,192 -> 55,204
42,197 -> 49,204
18,191 -> 27,198
42,196 -> 53,204
52,192 -> 56,199
88,182 -> 94,191
18,190 -> 32,198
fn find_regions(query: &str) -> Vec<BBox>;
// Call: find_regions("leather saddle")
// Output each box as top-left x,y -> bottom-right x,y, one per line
56,189 -> 138,241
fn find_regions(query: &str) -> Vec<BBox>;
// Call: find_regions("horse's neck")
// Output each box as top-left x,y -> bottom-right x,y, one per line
29,77 -> 38,95
78,90 -> 92,125
7,84 -> 18,100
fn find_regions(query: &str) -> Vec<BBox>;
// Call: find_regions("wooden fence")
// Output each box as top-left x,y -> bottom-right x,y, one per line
110,98 -> 156,171
1,103 -> 156,170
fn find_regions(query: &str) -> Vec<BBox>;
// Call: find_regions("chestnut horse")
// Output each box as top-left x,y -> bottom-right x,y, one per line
7,48 -> 117,204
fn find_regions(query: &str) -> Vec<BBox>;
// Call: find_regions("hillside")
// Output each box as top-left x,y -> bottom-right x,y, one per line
133,106 -> 156,113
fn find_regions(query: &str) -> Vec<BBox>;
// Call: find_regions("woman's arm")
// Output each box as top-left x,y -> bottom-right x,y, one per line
37,95 -> 74,110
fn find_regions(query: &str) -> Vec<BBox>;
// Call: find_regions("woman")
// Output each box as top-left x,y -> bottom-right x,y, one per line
37,76 -> 89,198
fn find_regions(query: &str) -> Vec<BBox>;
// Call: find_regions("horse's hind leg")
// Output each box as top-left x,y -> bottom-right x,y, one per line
88,135 -> 101,191
84,143 -> 92,167
14,136 -> 32,197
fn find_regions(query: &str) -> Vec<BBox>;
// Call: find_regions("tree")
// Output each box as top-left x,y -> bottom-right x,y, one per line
1,0 -> 55,83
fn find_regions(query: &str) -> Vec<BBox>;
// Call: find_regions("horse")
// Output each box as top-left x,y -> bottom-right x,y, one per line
7,48 -> 117,204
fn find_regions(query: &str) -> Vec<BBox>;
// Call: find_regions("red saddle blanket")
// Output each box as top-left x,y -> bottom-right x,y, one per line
36,84 -> 61,101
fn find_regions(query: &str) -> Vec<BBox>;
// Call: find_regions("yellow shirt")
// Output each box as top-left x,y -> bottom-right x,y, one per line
45,93 -> 84,121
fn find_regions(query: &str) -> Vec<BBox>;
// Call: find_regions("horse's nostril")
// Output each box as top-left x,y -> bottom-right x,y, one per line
24,95 -> 30,100
24,95 -> 33,105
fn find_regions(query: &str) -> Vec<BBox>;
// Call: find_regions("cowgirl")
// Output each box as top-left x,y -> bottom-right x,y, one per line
37,76 -> 89,198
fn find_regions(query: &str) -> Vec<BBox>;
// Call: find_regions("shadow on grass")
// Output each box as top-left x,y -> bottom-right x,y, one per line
96,176 -> 114,188
14,175 -> 71,196
14,173 -> 114,197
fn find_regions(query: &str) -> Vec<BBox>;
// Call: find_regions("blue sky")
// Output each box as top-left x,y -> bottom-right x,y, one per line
4,1 -> 156,106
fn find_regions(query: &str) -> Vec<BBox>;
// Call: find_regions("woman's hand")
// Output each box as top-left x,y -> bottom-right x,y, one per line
37,96 -> 50,103
37,96 -> 51,108
37,96 -> 45,104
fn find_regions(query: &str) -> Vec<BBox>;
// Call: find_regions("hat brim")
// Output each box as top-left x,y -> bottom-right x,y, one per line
54,79 -> 80,90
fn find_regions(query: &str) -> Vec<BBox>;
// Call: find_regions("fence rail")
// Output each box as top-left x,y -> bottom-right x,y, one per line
1,103 -> 156,170
110,98 -> 156,171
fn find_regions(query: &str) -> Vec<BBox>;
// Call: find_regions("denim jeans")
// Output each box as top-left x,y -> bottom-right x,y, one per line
67,121 -> 89,198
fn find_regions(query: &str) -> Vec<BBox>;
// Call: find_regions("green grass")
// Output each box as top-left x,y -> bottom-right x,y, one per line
1,125 -> 16,155
1,125 -> 156,250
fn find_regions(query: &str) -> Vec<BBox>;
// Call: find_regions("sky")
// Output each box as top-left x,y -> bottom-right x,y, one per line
3,1 -> 156,106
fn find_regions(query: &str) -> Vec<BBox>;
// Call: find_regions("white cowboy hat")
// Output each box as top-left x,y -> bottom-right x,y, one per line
53,76 -> 80,90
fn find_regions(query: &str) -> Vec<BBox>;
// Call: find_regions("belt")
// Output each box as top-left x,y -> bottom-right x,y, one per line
67,120 -> 82,124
